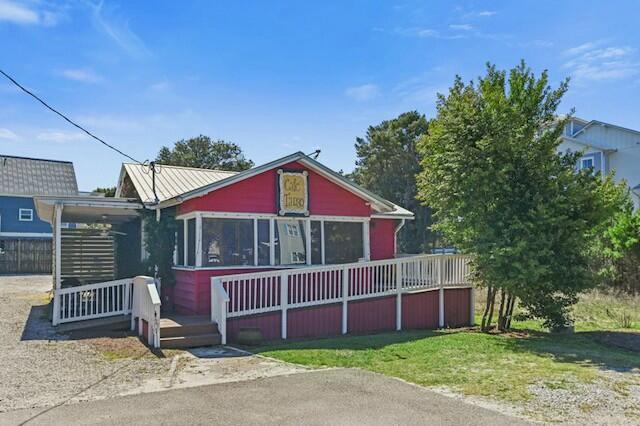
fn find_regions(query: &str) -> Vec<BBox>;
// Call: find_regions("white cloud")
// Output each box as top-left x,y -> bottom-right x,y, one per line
0,0 -> 64,26
149,80 -> 170,92
395,27 -> 466,40
0,128 -> 18,140
37,130 -> 88,143
345,84 -> 379,101
563,42 -> 638,83
393,75 -> 445,105
0,0 -> 38,24
59,68 -> 103,83
461,10 -> 497,19
449,24 -> 473,31
90,0 -> 149,58
563,41 -> 601,56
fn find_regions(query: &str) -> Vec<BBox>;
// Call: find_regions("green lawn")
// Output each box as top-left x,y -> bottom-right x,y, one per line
253,292 -> 640,403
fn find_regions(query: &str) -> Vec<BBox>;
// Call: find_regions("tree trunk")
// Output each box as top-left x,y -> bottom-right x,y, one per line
481,285 -> 494,331
505,294 -> 517,329
497,289 -> 507,331
485,287 -> 497,332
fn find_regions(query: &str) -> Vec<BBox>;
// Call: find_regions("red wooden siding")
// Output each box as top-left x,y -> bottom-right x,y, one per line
227,311 -> 281,342
370,219 -> 397,260
444,288 -> 471,327
174,268 -> 279,315
402,290 -> 439,329
347,296 -> 396,334
287,304 -> 342,339
178,161 -> 371,217
221,287 -> 472,343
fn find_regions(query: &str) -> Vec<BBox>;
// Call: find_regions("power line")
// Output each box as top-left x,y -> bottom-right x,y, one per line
0,68 -> 141,164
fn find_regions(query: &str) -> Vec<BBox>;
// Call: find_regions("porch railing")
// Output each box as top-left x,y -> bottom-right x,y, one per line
211,254 -> 472,340
131,276 -> 162,348
54,278 -> 133,325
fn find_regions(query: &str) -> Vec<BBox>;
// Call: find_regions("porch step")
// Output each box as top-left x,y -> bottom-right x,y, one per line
160,333 -> 221,349
159,315 -> 221,349
57,315 -> 131,333
160,315 -> 217,338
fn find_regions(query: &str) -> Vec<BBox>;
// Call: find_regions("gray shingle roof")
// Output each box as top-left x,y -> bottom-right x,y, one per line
0,155 -> 78,196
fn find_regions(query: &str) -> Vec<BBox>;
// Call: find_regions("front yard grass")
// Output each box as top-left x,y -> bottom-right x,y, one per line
253,292 -> 640,403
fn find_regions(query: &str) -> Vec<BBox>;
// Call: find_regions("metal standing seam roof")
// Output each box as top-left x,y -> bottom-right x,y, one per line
120,163 -> 238,204
118,153 -> 415,219
0,155 -> 78,196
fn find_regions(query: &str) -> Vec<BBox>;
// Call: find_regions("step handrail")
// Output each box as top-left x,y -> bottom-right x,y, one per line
211,278 -> 230,345
131,276 -> 162,348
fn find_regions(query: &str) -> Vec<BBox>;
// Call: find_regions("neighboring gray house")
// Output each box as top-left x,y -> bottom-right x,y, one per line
558,117 -> 640,209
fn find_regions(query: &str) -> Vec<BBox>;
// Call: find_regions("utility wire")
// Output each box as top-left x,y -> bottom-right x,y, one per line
0,68 -> 142,164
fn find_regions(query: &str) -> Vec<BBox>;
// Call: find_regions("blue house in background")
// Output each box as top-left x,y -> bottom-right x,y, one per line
558,117 -> 640,209
0,155 -> 78,273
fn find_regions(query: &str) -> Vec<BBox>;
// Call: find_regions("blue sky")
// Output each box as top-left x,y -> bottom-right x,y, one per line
1,1 -> 640,190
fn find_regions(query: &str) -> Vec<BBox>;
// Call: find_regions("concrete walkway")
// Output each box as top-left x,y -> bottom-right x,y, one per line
1,369 -> 531,425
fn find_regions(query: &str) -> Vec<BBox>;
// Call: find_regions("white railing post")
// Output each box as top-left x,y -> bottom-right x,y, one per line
123,280 -> 131,315
280,271 -> 288,339
438,256 -> 445,328
210,277 -> 229,345
395,261 -> 402,331
341,267 -> 348,334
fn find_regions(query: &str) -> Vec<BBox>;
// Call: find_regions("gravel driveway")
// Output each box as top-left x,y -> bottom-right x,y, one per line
0,275 -> 305,413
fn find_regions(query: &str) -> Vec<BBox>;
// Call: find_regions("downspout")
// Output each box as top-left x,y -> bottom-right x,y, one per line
394,219 -> 406,257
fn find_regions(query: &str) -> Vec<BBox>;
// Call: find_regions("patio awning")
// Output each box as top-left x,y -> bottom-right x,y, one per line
34,195 -> 143,224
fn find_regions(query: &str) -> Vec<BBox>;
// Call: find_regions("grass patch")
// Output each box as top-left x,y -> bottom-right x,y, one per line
255,325 -> 640,402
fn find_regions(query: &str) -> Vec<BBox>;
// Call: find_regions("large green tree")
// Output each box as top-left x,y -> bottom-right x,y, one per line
352,111 -> 432,253
417,61 -> 625,330
156,135 -> 253,171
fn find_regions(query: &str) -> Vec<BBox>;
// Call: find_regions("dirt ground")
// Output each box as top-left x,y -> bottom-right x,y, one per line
0,275 -> 307,413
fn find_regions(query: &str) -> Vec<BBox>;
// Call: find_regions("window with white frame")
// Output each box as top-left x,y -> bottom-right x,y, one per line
201,218 -> 254,266
274,219 -> 307,265
324,221 -> 364,264
175,214 -> 367,268
19,208 -> 33,221
580,157 -> 594,170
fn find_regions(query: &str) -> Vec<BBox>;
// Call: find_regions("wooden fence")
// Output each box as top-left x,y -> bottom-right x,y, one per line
61,228 -> 115,283
0,238 -> 52,274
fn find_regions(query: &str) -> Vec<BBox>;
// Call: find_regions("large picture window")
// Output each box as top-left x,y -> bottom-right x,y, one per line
274,219 -> 307,265
324,221 -> 364,264
202,218 -> 254,266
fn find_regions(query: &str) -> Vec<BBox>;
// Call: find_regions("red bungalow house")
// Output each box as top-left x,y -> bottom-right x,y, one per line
37,152 -> 472,348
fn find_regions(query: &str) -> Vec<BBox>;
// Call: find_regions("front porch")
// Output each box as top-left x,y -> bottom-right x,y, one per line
34,195 -> 474,350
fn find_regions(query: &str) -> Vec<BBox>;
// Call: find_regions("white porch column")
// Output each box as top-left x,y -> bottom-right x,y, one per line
183,219 -> 188,266
363,220 -> 371,261
305,218 -> 312,266
195,213 -> 203,267
52,203 -> 63,326
269,218 -> 275,266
